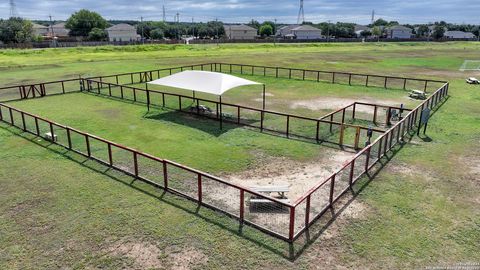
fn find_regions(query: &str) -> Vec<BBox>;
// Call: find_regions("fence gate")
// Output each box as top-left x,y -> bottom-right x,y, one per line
19,84 -> 46,99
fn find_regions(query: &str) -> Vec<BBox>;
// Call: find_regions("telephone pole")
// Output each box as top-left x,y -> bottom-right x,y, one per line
140,16 -> 145,44
162,5 -> 166,22
48,15 -> 55,37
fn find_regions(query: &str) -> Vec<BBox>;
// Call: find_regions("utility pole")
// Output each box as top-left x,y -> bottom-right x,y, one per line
327,20 -> 331,42
140,16 -> 145,44
215,17 -> 219,46
162,5 -> 166,22
9,0 -> 18,18
176,13 -> 180,40
192,17 -> 195,38
274,18 -> 277,46
297,0 -> 304,25
48,15 -> 55,37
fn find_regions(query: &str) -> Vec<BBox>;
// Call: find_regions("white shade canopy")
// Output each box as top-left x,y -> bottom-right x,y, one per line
148,70 -> 262,96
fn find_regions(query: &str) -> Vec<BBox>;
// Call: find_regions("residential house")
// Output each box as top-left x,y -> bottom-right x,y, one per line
32,23 -> 49,37
386,25 -> 413,39
291,25 -> 322,39
50,22 -> 70,37
277,24 -> 322,39
444,31 -> 476,39
276,25 -> 299,38
224,24 -> 257,40
354,25 -> 371,37
106,24 -> 139,42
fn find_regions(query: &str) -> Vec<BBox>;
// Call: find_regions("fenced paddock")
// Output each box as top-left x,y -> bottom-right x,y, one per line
0,62 -> 449,242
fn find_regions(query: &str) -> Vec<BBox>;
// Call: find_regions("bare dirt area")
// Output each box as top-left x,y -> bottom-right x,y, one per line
290,97 -> 410,113
223,148 -> 356,201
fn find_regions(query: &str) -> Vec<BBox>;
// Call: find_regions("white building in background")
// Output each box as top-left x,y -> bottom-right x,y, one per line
444,31 -> 476,39
224,24 -> 257,40
32,23 -> 49,37
386,25 -> 413,39
106,24 -> 139,42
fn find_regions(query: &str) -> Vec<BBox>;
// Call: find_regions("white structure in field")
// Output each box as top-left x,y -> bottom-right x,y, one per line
459,60 -> 480,71
224,24 -> 257,40
444,31 -> 475,39
106,24 -> 139,42
386,25 -> 412,39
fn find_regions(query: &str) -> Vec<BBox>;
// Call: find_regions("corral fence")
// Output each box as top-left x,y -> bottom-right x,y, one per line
0,62 -> 447,104
0,80 -> 449,242
0,62 -> 449,242
84,78 -> 386,149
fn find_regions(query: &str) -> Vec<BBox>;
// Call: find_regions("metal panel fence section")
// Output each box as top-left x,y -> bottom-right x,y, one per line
213,63 -> 447,92
291,82 -> 449,240
0,62 -> 447,103
85,79 -> 385,149
0,102 -> 293,242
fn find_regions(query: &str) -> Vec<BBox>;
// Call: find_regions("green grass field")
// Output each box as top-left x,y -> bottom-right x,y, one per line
1,42 -> 479,269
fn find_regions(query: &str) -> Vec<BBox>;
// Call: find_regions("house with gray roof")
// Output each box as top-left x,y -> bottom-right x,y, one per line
32,23 -> 49,37
277,24 -> 322,40
386,25 -> 412,39
444,31 -> 475,39
106,24 -> 139,42
50,22 -> 70,37
224,24 -> 257,40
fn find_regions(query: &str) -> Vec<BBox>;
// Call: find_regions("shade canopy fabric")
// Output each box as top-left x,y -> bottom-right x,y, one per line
147,70 -> 262,96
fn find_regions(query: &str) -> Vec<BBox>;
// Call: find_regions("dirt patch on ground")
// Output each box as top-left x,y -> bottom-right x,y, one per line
107,240 -> 163,269
223,148 -> 356,201
166,245 -> 208,270
290,97 -> 409,113
104,239 -> 208,270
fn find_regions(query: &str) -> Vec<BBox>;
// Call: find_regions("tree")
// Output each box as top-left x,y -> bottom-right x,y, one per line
87,28 -> 106,41
372,26 -> 382,41
150,28 -> 164,40
66,9 -> 108,36
0,17 -> 34,43
372,18 -> 388,27
416,25 -> 430,37
262,21 -> 276,34
259,24 -> 273,36
432,25 -> 445,40
360,30 -> 372,38
247,19 -> 260,30
473,27 -> 480,40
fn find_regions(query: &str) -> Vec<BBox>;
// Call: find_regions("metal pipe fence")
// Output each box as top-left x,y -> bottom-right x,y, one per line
84,78 -> 385,149
291,82 -> 449,240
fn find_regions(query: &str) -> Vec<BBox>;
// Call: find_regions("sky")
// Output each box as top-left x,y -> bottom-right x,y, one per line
1,0 -> 479,25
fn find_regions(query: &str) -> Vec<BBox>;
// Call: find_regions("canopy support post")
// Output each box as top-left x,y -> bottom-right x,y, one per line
262,84 -> 266,110
219,95 -> 223,130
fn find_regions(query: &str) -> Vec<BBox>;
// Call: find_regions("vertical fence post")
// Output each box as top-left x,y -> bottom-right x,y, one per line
373,106 -> 377,124
49,123 -> 54,141
403,78 -> 407,90
302,70 -> 305,80
349,159 -> 355,186
21,112 -> 26,131
198,174 -> 202,203
329,115 -> 333,133
339,125 -> 345,145
61,81 -> 65,94
108,84 -> 112,96
316,121 -> 320,141
133,152 -> 138,177
240,190 -> 245,223
162,93 -> 165,107
85,135 -> 91,157
289,69 -> 292,79
66,128 -> 72,149
352,103 -> 356,120
341,109 -> 346,124
34,117 -> 39,135
163,161 -> 168,189
130,73 -> 133,84
348,74 -> 352,85
237,107 -> 240,124
317,71 -> 320,82
276,67 -> 278,78
377,138 -> 383,160
286,115 -> 290,138
332,72 -> 335,83
115,75 -> 119,84
8,108 -> 14,125
366,75 -> 369,87
424,80 -> 428,92
108,143 -> 113,165
0,105 -> 3,120
289,206 -> 295,242
384,77 -> 388,88
133,88 -> 137,101
364,147 -> 371,172
260,112 -> 264,132
305,195 -> 311,226
354,126 -> 360,149
120,86 -> 124,99
329,175 -> 336,206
